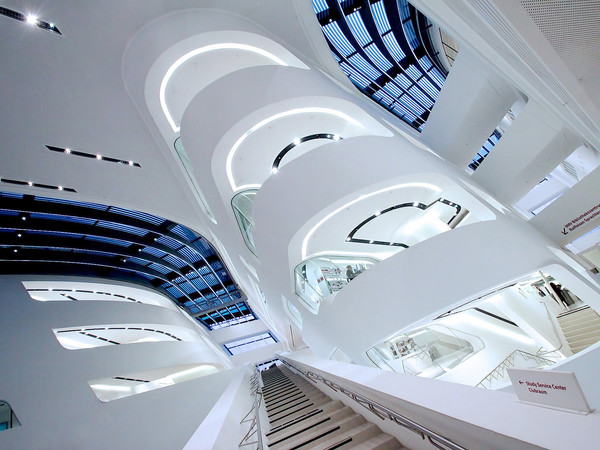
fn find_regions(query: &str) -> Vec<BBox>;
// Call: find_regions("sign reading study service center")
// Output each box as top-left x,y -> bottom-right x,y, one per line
507,368 -> 593,414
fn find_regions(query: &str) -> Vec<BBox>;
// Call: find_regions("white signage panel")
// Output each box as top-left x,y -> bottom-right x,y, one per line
507,368 -> 593,414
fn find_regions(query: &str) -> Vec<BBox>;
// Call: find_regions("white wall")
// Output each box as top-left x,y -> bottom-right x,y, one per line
0,275 -> 236,449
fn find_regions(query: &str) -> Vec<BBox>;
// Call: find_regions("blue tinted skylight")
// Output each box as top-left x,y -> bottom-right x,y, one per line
312,0 -> 329,14
322,22 -> 356,57
109,207 -> 165,226
364,43 -> 393,71
371,1 -> 391,33
347,12 -> 372,47
348,54 -> 381,79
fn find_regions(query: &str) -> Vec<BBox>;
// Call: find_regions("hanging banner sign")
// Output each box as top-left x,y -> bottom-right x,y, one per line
507,368 -> 593,415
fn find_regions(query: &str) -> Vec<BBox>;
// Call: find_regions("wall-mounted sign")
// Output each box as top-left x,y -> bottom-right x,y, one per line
507,368 -> 593,415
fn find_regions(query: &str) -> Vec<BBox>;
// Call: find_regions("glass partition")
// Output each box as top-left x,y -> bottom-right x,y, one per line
367,324 -> 484,378
0,401 -> 20,431
232,190 -> 258,255
294,255 -> 379,312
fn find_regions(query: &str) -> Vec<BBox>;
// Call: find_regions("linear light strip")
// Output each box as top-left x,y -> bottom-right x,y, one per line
227,108 -> 361,191
46,145 -> 141,168
0,177 -> 75,192
160,44 -> 288,133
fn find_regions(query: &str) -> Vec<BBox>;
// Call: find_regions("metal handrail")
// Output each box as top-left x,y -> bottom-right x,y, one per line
239,366 -> 264,449
279,358 -> 466,450
476,350 -> 557,389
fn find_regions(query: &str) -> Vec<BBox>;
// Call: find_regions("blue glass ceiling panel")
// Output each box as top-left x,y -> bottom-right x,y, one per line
347,12 -> 372,47
156,235 -> 182,250
84,235 -> 131,247
178,246 -> 203,263
141,247 -> 168,258
163,254 -> 187,269
348,54 -> 381,79
314,0 -> 448,131
322,22 -> 356,57
109,207 -> 165,226
312,0 -> 329,14
371,1 -> 391,33
364,43 -> 393,71
36,196 -> 107,210
96,221 -> 148,236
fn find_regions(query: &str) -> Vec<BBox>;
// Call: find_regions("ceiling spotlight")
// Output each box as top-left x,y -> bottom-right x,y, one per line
293,138 -> 300,145
413,202 -> 419,207
128,161 -> 134,166
375,211 -> 381,216
96,154 -> 102,160
17,233 -> 22,238
49,23 -> 55,28
26,14 -> 38,25
64,148 -> 71,154
271,167 -> 278,174
13,249 -> 18,253
345,237 -> 351,242
21,216 -> 26,221
333,134 -> 341,141
369,240 -> 374,244
58,186 -> 63,191
27,181 -> 33,186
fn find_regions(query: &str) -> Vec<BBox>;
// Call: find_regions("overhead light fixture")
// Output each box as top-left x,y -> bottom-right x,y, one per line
293,138 -> 301,146
64,148 -> 71,154
271,167 -> 278,174
26,14 -> 38,25
96,155 -> 102,160
57,186 -> 63,191
333,134 -> 341,141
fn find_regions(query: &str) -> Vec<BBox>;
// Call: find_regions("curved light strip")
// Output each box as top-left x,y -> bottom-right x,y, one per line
160,44 -> 288,132
227,108 -> 362,191
301,182 -> 439,258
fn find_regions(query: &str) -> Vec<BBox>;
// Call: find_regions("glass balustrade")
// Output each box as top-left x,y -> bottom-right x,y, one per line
367,324 -> 484,378
0,401 -> 20,431
232,190 -> 258,255
294,255 -> 379,312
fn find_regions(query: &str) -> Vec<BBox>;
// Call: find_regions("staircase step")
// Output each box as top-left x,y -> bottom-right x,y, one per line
267,391 -> 327,414
270,399 -> 343,426
265,385 -> 321,408
267,406 -> 354,444
310,421 -> 381,449
558,312 -> 600,327
268,395 -> 332,423
566,335 -> 600,349
563,322 -> 600,337
269,414 -> 366,450
351,433 -> 405,449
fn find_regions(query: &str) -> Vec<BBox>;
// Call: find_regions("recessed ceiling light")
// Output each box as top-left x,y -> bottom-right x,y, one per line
27,181 -> 33,186
58,186 -> 63,191
293,138 -> 301,145
26,14 -> 38,25
271,167 -> 278,174
96,155 -> 102,160
65,148 -> 71,154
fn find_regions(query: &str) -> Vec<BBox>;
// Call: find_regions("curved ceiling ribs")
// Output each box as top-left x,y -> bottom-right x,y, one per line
0,192 -> 244,321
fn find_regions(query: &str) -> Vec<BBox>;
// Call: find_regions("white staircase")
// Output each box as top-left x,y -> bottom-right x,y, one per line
261,365 -> 404,449
557,305 -> 600,354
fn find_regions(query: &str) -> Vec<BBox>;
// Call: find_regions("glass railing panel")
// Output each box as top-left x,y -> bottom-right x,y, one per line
232,190 -> 258,255
0,401 -> 20,431
294,255 -> 379,312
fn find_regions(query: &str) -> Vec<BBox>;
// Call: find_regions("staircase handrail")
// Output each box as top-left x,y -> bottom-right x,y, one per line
476,350 -> 556,389
239,365 -> 265,449
279,358 -> 466,450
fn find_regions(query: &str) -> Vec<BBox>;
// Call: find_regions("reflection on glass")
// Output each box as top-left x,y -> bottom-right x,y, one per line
367,325 -> 484,379
0,401 -> 20,431
294,255 -> 379,312
232,190 -> 258,255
